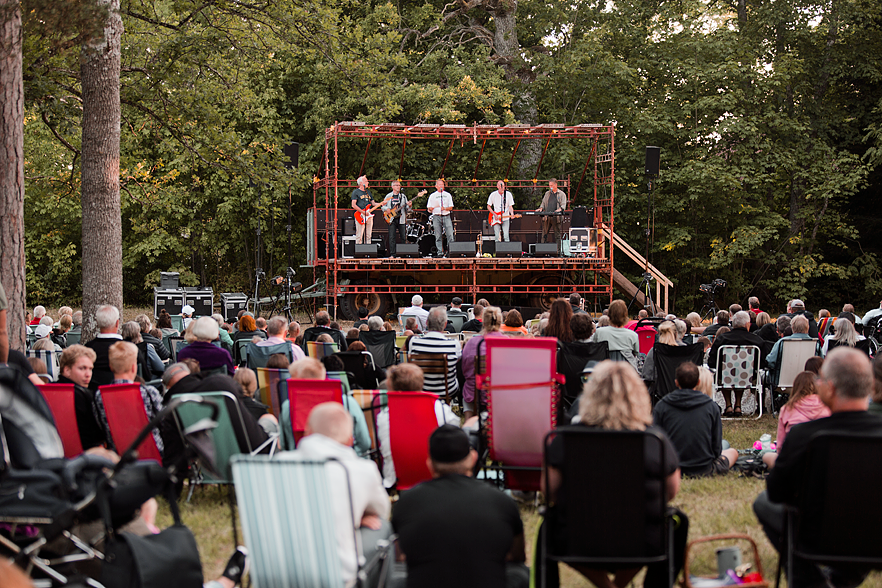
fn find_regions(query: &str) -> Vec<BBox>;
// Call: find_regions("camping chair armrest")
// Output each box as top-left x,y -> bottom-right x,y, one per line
253,432 -> 280,457
358,533 -> 398,588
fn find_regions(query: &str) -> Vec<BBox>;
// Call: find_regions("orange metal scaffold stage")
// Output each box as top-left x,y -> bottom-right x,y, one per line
307,122 -> 616,319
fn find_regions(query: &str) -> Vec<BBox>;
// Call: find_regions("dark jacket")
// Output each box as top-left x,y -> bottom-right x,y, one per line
652,388 -> 722,476
708,327 -> 771,369
143,332 -> 171,361
56,374 -> 106,450
85,335 -> 123,390
781,310 -> 819,338
755,323 -> 780,344
301,326 -> 348,352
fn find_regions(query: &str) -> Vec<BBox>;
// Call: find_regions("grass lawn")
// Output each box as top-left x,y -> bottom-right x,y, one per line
155,414 -> 882,587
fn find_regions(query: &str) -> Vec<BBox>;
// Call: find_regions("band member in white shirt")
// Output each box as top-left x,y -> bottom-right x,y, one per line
486,180 -> 515,242
427,179 -> 455,257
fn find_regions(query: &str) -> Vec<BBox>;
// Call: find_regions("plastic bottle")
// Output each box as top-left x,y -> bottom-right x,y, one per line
760,433 -> 771,451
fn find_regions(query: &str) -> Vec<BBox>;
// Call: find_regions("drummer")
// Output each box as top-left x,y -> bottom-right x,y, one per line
383,180 -> 409,257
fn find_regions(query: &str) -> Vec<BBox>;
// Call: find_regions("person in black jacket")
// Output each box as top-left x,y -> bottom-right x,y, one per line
56,345 -> 106,450
652,362 -> 738,477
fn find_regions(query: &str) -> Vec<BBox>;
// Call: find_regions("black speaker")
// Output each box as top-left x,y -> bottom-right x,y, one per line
530,243 -> 558,257
448,242 -> 476,258
571,206 -> 589,228
397,244 -> 420,258
496,242 -> 523,258
283,142 -> 299,169
354,244 -> 379,258
645,146 -> 660,176
343,218 -> 356,236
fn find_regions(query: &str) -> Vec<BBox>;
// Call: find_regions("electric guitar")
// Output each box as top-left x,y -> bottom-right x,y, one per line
354,196 -> 391,225
488,211 -> 523,227
384,190 -> 427,223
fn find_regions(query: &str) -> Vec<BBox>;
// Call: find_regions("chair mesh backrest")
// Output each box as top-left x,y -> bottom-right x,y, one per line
286,379 -> 343,443
235,339 -> 251,365
386,392 -> 438,490
652,343 -> 705,399
99,383 -> 162,462
778,339 -> 818,389
714,345 -> 760,390
25,350 -> 60,380
247,342 -> 293,370
550,428 -> 668,559
557,341 -> 609,402
65,331 -> 82,346
176,391 -> 249,483
638,330 -> 657,355
447,314 -> 466,332
306,341 -> 339,360
256,368 -> 288,419
326,371 -> 352,396
483,337 -> 558,467
794,432 -> 882,562
333,351 -> 377,389
38,384 -> 83,458
170,315 -> 184,333
358,330 -> 397,368
232,455 -> 344,588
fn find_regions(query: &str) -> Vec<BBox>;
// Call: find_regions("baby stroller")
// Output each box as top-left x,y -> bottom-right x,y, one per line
0,364 -> 219,587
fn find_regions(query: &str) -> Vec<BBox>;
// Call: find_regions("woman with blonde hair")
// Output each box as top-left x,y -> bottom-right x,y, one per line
695,366 -> 715,398
541,361 -> 684,588
641,320 -> 679,383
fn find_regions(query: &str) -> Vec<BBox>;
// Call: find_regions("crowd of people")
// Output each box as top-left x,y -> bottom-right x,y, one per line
4,287 -> 882,588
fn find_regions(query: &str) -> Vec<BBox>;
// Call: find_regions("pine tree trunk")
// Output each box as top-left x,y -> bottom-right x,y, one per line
80,0 -> 123,342
0,0 -> 26,352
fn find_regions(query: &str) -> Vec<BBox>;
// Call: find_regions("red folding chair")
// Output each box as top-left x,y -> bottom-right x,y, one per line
638,329 -> 657,355
286,379 -> 343,445
476,336 -> 562,491
386,392 -> 439,490
38,383 -> 84,458
98,383 -> 163,463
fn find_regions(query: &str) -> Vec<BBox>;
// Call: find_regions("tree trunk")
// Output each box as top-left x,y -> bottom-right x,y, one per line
0,0 -> 26,352
80,0 -> 123,342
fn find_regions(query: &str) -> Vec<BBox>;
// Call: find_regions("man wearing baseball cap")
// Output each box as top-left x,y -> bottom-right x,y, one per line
391,425 -> 528,588
181,304 -> 196,329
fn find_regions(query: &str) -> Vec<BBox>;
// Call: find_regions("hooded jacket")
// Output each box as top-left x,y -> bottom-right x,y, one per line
652,388 -> 722,476
776,395 -> 831,448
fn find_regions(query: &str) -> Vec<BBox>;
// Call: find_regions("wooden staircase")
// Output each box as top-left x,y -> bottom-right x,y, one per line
600,228 -> 673,315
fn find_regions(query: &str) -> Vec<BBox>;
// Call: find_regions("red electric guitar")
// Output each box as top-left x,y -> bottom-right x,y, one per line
354,196 -> 391,225
488,211 -> 522,227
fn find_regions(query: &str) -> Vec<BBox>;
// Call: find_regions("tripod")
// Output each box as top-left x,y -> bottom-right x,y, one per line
628,175 -> 658,314
628,271 -> 657,315
699,294 -> 720,323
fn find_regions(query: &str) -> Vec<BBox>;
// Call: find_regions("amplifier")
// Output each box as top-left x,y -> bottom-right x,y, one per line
220,292 -> 248,323
342,236 -> 356,259
529,243 -> 559,257
154,288 -> 184,318
495,241 -> 523,258
160,272 -> 180,289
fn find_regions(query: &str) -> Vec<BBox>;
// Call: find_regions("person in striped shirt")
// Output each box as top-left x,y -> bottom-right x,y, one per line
407,306 -> 461,400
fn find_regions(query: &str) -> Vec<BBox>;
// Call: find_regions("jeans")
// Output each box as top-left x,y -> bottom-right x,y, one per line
493,219 -> 510,242
388,221 -> 406,256
432,214 -> 454,254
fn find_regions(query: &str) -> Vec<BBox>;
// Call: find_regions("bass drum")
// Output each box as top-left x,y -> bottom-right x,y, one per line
418,234 -> 435,257
406,222 -> 424,241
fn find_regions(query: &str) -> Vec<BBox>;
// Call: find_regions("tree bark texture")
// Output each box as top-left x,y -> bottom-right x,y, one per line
0,0 -> 26,352
80,0 -> 123,342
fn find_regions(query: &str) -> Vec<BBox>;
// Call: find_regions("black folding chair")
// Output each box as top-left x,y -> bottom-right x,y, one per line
333,351 -> 380,389
777,431 -> 882,588
556,341 -> 610,406
649,342 -> 704,403
358,330 -> 397,369
541,427 -> 675,588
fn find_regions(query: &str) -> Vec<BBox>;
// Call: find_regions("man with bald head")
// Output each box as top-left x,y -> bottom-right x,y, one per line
287,402 -> 390,588
754,347 -> 882,587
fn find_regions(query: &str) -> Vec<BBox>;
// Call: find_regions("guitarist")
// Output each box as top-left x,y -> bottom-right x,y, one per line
487,180 -> 515,242
351,175 -> 378,244
382,180 -> 410,257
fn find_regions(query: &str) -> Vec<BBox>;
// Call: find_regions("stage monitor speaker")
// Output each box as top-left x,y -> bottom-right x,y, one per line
354,244 -> 379,258
530,243 -> 558,257
448,242 -> 476,258
496,242 -> 523,258
283,142 -> 299,169
645,146 -> 660,176
396,244 -> 420,258
571,206 -> 590,228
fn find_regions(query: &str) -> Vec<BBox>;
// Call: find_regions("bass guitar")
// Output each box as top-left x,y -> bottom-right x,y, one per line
488,211 -> 523,227
354,196 -> 391,225
384,190 -> 427,223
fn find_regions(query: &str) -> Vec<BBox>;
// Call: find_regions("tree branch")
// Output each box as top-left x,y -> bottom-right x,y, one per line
41,110 -> 80,155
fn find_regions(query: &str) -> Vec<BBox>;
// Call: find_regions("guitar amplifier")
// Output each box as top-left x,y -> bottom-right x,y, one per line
342,236 -> 356,259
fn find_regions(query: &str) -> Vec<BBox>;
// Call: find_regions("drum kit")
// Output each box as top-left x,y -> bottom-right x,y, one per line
405,212 -> 457,256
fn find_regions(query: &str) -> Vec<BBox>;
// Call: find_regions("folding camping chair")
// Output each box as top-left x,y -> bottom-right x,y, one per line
307,341 -> 340,360
334,351 -> 381,389
714,345 -> 764,418
407,353 -> 452,403
98,383 -> 163,463
359,330 -> 398,369
281,378 -> 344,449
648,342 -> 705,403
475,337 -> 563,491
246,341 -> 293,370
38,383 -> 84,459
256,367 -> 288,419
25,349 -> 60,381
371,391 -> 438,491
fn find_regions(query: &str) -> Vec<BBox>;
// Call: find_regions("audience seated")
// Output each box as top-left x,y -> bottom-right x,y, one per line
285,320 -> 301,344
780,298 -> 819,338
30,305 -> 46,326
540,361 -> 686,588
121,320 -> 163,380
392,425 -> 528,588
543,299 -> 574,343
136,314 -> 171,362
301,311 -> 348,352
500,309 -> 529,336
753,348 -> 881,587
821,316 -> 870,357
570,313 -> 595,343
232,367 -> 271,421
402,295 -> 430,332
176,317 -> 235,376
56,345 -> 106,451
283,402 -> 390,588
254,316 -> 304,361
708,310 -> 770,416
592,300 -> 639,370
763,371 -> 831,470
404,316 -> 422,334
461,304 -> 484,333
701,310 -> 729,338
156,309 -> 180,338
92,341 -> 167,456
353,306 -> 370,328
232,313 -> 266,347
85,304 -> 123,390
279,358 -> 371,456
652,362 -> 738,477
406,306 -> 461,400
766,315 -> 813,388
569,292 -> 586,315
641,320 -> 680,383
461,306 -> 505,420
211,313 -> 235,351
